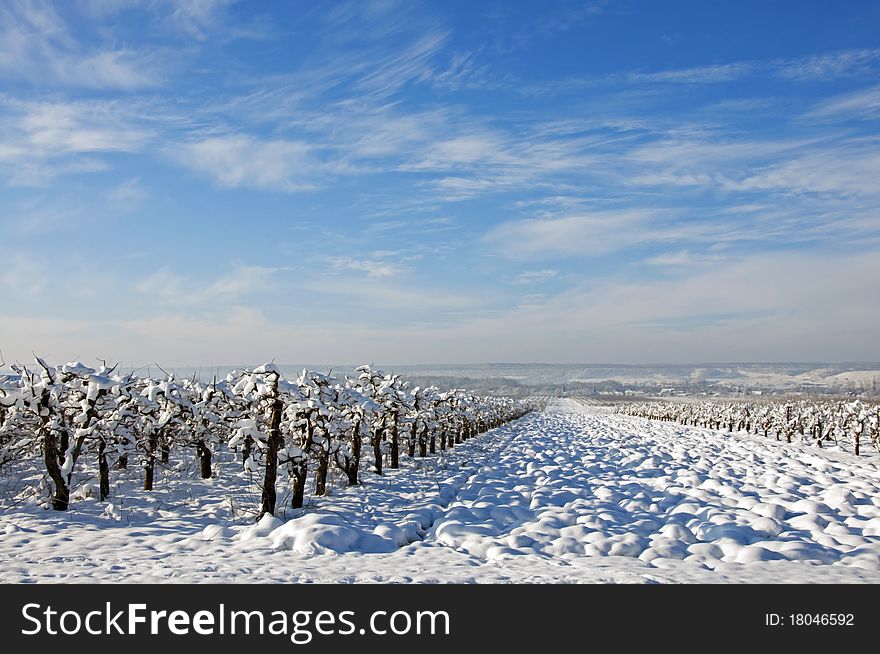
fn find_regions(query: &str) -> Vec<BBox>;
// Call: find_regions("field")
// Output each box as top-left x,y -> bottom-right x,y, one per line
2,395 -> 879,584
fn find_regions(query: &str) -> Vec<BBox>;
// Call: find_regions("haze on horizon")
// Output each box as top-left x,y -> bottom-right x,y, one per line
1,1 -> 879,368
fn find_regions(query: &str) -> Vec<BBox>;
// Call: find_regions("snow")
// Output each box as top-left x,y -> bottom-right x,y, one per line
823,370 -> 880,384
61,362 -> 96,376
2,398 -> 879,583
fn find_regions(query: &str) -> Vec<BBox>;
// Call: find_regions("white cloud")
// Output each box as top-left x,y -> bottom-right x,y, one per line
643,251 -> 695,266
355,30 -> 449,96
177,136 -> 318,192
0,1 -> 159,89
344,107 -> 451,159
331,257 -> 404,279
521,48 -> 880,97
628,134 -> 820,169
398,124 -> 605,200
0,98 -> 151,185
628,62 -> 754,84
727,145 -> 880,197
431,50 -> 495,91
621,130 -> 880,203
135,269 -> 188,301
534,2 -> 605,36
20,102 -> 148,154
483,197 -> 870,262
431,176 -> 499,199
642,250 -> 730,267
136,264 -> 283,306
105,177 -> 147,211
809,84 -> 880,119
484,210 -> 657,259
7,158 -> 109,187
203,265 -> 281,300
416,134 -> 511,168
164,0 -> 234,40
776,48 -> 880,81
510,269 -> 558,284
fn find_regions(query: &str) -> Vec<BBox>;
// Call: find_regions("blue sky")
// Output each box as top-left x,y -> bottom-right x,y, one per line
1,0 -> 879,367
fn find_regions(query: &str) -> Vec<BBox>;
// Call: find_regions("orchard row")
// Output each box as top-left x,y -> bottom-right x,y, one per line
616,398 -> 880,455
0,359 -> 539,517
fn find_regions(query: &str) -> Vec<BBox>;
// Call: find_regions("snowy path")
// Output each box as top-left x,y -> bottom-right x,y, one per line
2,398 -> 880,583
426,398 -> 880,577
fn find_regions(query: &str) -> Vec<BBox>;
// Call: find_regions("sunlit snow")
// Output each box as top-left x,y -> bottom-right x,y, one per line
2,399 -> 879,583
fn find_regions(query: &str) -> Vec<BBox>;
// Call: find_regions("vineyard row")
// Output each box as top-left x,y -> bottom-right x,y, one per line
616,399 -> 880,455
0,359 -> 540,518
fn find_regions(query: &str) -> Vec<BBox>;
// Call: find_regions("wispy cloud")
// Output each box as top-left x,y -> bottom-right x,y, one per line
522,47 -> 880,97
354,30 -> 449,97
430,50 -> 498,91
484,210 -> 658,259
6,157 -> 108,187
105,177 -> 147,212
136,264 -> 284,306
176,135 -> 319,192
81,0 -> 264,41
533,1 -> 607,37
0,1 -> 160,89
643,250 -> 724,267
163,0 -> 235,40
775,48 -> 880,81
727,144 -> 880,197
17,101 -> 149,153
628,62 -> 754,84
330,257 -> 405,279
808,84 -> 880,119
510,269 -> 558,284
643,250 -> 696,266
487,1 -> 609,54
0,97 -> 152,185
319,0 -> 424,42
620,129 -> 880,204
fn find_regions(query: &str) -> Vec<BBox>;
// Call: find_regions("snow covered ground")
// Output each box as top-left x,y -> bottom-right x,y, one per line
2,398 -> 880,583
